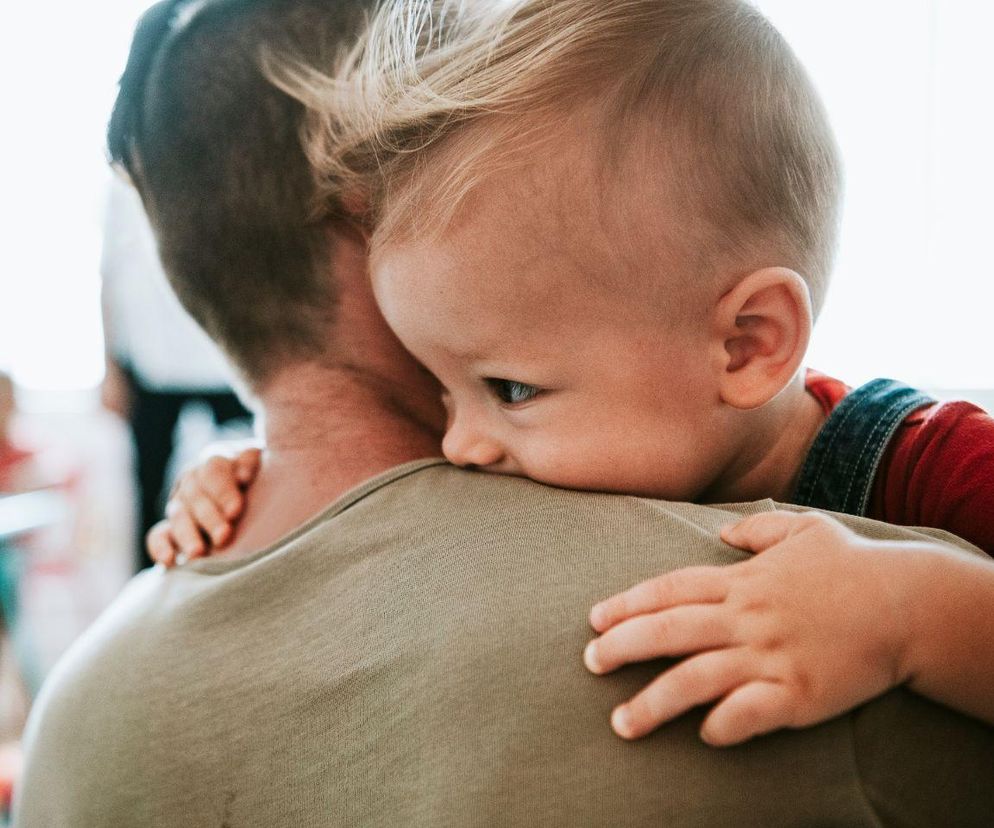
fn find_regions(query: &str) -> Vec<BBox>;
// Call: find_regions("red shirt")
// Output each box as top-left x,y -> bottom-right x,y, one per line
806,371 -> 994,556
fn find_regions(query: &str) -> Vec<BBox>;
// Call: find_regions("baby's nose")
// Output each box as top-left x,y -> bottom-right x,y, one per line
441,421 -> 505,469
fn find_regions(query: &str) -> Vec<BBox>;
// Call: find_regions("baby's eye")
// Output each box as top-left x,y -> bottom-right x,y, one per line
487,378 -> 540,405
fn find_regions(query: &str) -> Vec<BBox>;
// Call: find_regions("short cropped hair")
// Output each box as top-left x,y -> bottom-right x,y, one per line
279,0 -> 842,315
108,0 -> 372,389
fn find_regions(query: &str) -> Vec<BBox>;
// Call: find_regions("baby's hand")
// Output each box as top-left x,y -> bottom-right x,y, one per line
146,446 -> 261,567
584,511 -> 914,747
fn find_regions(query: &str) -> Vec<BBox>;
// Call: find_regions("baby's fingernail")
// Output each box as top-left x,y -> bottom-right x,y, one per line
225,499 -> 240,517
583,640 -> 602,674
612,706 -> 635,739
176,552 -> 189,566
589,603 -> 607,630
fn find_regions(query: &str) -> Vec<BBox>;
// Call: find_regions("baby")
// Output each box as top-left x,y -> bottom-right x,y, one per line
151,0 -> 994,745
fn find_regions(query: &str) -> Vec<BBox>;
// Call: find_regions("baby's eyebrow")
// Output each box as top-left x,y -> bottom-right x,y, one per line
438,329 -> 507,362
443,340 -> 492,361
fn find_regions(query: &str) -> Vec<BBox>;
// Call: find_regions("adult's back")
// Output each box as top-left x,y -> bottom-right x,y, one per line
16,461 -> 994,826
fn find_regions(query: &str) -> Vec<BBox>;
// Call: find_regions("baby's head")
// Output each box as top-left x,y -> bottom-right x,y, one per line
290,0 -> 842,499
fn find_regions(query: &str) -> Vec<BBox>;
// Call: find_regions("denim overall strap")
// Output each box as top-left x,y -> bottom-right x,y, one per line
792,379 -> 935,517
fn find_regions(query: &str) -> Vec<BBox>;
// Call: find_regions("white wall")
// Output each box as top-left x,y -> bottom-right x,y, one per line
0,1 -> 152,392
755,0 -> 994,390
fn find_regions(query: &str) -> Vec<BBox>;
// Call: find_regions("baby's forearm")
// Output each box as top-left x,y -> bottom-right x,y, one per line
898,543 -> 994,725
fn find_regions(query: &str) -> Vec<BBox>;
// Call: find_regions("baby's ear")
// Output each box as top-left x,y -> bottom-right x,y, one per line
712,267 -> 812,410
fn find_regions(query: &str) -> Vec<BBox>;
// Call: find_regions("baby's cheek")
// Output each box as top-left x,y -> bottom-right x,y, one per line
550,431 -> 688,499
523,441 -> 617,492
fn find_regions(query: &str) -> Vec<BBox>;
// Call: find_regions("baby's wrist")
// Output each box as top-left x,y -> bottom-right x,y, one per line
887,542 -> 970,691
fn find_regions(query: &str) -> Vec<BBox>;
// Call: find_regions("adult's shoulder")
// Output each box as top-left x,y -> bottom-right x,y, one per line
339,461 -> 767,580
26,568 -> 165,705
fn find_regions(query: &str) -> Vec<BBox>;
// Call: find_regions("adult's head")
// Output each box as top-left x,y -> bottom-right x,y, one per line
106,0 -> 374,394
108,0 -> 448,567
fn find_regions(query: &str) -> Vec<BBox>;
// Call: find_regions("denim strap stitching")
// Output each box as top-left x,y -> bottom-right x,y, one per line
837,393 -> 928,515
836,392 -> 905,511
795,382 -> 870,506
794,379 -> 934,516
794,380 -> 889,510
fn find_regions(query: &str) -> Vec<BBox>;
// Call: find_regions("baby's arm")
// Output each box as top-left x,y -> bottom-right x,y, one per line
583,510 -> 994,745
146,446 -> 261,566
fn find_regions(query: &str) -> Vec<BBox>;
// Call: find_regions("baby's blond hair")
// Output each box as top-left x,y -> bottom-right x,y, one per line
272,0 -> 842,314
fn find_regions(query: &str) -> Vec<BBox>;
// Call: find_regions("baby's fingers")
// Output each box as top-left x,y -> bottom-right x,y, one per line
188,455 -> 247,520
183,489 -> 232,547
611,649 -> 751,740
589,566 -> 729,633
700,681 -> 795,747
234,446 -> 261,485
146,520 -> 180,567
164,499 -> 207,561
720,510 -> 834,554
584,605 -> 731,675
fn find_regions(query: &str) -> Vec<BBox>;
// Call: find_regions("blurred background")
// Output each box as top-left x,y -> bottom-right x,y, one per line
0,0 -> 991,819
0,1 -> 255,818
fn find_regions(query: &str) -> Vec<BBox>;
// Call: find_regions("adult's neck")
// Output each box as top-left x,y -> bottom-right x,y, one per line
222,362 -> 443,557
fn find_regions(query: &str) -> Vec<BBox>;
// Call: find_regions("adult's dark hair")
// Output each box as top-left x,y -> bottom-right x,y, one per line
108,0 -> 372,389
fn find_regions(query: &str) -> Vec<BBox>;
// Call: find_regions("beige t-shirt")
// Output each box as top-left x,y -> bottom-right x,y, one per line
15,460 -> 994,826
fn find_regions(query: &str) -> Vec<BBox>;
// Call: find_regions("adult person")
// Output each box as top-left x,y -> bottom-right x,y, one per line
101,174 -> 252,570
14,1 -> 994,825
